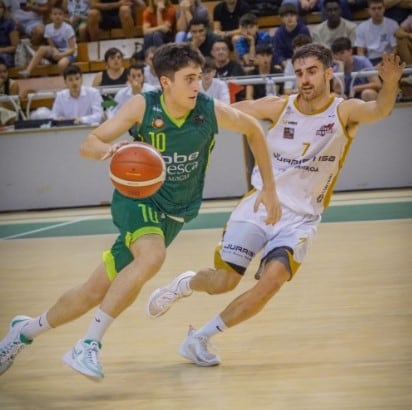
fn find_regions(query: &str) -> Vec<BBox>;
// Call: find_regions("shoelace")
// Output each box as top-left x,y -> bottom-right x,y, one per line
156,291 -> 179,309
85,342 -> 101,368
0,340 -> 24,362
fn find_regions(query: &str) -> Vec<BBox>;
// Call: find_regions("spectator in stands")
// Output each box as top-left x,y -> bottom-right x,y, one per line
0,55 -> 19,125
18,4 -> 77,77
63,0 -> 89,42
280,0 -> 353,20
199,56 -> 230,103
332,36 -> 381,100
212,0 -> 250,43
311,0 -> 357,48
354,0 -> 398,65
245,44 -> 284,100
175,0 -> 209,43
87,0 -> 137,41
142,0 -> 176,56
395,14 -> 412,65
271,3 -> 311,70
51,64 -> 103,125
92,47 -> 128,87
383,0 -> 411,25
108,62 -> 156,117
187,16 -> 218,57
0,0 -> 18,67
141,46 -> 161,88
8,0 -> 48,47
234,13 -> 271,68
283,33 -> 312,95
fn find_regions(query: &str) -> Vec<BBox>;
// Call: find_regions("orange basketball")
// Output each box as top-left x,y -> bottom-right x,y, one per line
109,142 -> 166,199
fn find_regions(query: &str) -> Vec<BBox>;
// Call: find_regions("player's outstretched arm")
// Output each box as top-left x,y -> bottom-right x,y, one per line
342,53 -> 405,127
80,94 -> 146,161
231,95 -> 287,122
214,99 -> 281,225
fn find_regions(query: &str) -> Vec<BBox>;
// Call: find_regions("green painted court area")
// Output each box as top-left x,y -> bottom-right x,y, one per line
0,201 -> 411,240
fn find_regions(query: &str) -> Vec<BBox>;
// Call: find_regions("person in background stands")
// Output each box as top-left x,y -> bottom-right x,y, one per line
8,0 -> 48,47
87,0 -> 137,41
175,0 -> 209,43
0,55 -> 19,125
332,36 -> 381,101
199,56 -> 230,103
354,0 -> 398,65
271,3 -> 311,70
18,4 -> 77,77
142,46 -> 161,88
311,0 -> 357,48
63,0 -> 89,42
0,0 -> 19,67
234,13 -> 271,68
187,16 -> 218,58
51,64 -> 104,125
142,0 -> 176,57
395,14 -> 412,65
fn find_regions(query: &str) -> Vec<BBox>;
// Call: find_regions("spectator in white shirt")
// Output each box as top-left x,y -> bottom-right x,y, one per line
107,63 -> 157,119
199,56 -> 230,104
51,64 -> 104,125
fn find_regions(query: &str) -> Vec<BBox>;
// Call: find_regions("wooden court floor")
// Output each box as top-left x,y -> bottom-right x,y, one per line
0,194 -> 411,409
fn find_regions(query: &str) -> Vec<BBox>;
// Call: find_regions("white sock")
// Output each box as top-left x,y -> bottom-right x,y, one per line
84,308 -> 114,343
196,315 -> 227,338
21,312 -> 51,339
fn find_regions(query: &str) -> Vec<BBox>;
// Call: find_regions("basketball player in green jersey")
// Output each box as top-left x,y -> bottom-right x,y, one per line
0,43 -> 281,380
146,46 -> 406,366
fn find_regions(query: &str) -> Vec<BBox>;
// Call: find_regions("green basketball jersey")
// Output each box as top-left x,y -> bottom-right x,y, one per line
134,89 -> 218,222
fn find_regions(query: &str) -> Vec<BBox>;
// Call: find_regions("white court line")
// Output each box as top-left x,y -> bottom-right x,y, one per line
0,216 -> 93,240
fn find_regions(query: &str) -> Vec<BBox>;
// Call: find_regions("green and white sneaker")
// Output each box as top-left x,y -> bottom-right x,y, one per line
62,339 -> 104,381
0,315 -> 33,376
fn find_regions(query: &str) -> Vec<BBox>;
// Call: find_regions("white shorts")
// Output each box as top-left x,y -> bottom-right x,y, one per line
219,191 -> 321,275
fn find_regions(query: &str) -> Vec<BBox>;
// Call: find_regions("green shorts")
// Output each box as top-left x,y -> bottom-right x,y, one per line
103,190 -> 184,280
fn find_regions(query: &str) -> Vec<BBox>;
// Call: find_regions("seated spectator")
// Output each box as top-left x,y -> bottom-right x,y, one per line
18,4 -> 77,77
283,33 -> 312,95
0,0 -> 19,67
92,47 -> 128,87
245,44 -> 284,100
187,16 -> 218,57
354,0 -> 398,65
199,56 -> 230,103
175,0 -> 209,43
281,0 -> 353,20
87,0 -> 137,41
383,0 -> 411,25
234,13 -> 271,67
311,0 -> 357,48
212,0 -> 250,44
63,0 -> 89,42
51,64 -> 103,125
141,46 -> 161,88
395,14 -> 412,65
142,0 -> 176,56
107,62 -> 157,119
271,3 -> 311,70
8,0 -> 48,47
0,56 -> 19,125
332,36 -> 381,100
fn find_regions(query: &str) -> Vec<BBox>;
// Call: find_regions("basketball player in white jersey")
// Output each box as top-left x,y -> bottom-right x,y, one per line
146,44 -> 405,366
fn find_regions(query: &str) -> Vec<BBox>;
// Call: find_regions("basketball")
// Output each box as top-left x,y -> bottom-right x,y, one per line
109,142 -> 166,199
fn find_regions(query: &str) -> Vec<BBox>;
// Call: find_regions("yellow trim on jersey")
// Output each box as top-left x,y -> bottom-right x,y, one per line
102,250 -> 117,281
287,248 -> 301,279
125,227 -> 164,249
267,96 -> 289,131
293,94 -> 335,115
160,94 -> 190,128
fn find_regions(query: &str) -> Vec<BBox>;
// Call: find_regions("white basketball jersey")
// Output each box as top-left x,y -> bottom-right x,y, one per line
251,94 -> 352,216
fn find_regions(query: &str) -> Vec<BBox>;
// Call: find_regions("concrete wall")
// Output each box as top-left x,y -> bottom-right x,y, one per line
0,103 -> 411,212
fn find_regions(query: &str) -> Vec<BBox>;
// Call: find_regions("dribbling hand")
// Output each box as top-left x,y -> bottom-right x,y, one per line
101,141 -> 130,160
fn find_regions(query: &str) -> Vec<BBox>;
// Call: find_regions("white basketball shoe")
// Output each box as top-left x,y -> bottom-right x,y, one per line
146,271 -> 196,318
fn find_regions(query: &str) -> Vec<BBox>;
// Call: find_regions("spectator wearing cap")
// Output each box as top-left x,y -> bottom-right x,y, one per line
312,0 -> 357,48
234,13 -> 271,67
271,3 -> 311,69
199,56 -> 230,103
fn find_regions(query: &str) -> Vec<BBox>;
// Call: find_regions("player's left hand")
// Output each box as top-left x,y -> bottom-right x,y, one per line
377,53 -> 406,86
254,189 -> 282,225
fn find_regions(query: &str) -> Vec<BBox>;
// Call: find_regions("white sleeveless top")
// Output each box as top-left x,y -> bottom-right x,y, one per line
251,94 -> 352,216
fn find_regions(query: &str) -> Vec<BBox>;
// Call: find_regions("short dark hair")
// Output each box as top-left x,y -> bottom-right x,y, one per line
128,62 -> 145,74
292,34 -> 313,50
239,13 -> 258,27
255,43 -> 273,56
292,43 -> 333,69
104,47 -> 123,62
0,56 -> 7,67
63,64 -> 81,79
323,0 -> 342,8
188,16 -> 210,30
152,43 -> 205,80
203,56 -> 216,72
279,3 -> 298,16
331,36 -> 352,53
